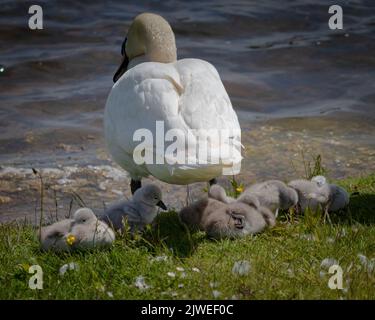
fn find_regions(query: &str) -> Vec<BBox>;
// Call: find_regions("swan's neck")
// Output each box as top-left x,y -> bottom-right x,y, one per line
127,55 -> 150,69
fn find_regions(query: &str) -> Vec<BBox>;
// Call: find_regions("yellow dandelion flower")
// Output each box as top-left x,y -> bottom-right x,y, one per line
236,186 -> 244,193
66,234 -> 76,246
21,263 -> 30,272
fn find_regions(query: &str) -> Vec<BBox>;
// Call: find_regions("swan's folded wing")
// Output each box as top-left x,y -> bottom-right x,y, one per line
175,59 -> 242,168
104,59 -> 242,181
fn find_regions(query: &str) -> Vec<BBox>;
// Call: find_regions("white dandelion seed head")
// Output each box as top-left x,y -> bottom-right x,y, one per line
212,290 -> 221,298
357,254 -> 368,266
150,255 -> 169,262
300,234 -> 315,241
232,260 -> 251,276
358,254 -> 375,272
320,258 -> 338,269
59,262 -> 79,276
134,276 -> 150,290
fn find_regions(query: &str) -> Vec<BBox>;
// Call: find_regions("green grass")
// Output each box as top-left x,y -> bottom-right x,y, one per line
0,173 -> 374,300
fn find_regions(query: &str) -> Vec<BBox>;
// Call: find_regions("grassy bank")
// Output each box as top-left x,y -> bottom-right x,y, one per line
0,174 -> 374,300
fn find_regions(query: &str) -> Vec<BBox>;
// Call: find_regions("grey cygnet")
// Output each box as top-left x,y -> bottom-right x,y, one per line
328,184 -> 349,211
311,176 -> 349,211
179,196 -> 275,239
40,208 -> 115,251
101,184 -> 167,232
69,208 -> 115,249
238,180 -> 299,217
40,218 -> 74,251
208,185 -> 235,203
288,177 -> 330,213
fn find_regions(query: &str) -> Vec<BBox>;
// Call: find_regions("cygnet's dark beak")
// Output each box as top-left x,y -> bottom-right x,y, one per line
156,200 -> 167,210
113,37 -> 129,83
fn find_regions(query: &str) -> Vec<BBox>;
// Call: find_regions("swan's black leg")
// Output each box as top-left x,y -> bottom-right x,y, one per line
209,178 -> 217,186
131,179 -> 142,194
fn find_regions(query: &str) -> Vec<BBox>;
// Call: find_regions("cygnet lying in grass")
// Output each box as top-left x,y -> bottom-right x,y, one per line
40,218 -> 74,251
40,208 -> 115,251
101,184 -> 167,232
238,180 -> 298,217
68,208 -> 115,249
179,195 -> 275,239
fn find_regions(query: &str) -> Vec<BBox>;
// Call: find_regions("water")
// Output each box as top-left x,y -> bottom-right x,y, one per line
0,0 -> 374,221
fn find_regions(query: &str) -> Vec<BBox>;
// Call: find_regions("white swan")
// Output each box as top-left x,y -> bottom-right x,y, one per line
104,13 -> 242,193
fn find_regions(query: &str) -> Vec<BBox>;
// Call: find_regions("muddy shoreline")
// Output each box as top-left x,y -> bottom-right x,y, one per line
1,115 -> 374,223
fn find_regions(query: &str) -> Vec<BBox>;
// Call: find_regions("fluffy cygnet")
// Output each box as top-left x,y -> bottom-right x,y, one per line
208,185 -> 235,203
40,208 -> 115,251
238,180 -> 298,217
179,197 -> 274,239
40,218 -> 74,251
288,178 -> 330,213
69,208 -> 115,249
328,184 -> 349,211
101,184 -> 167,232
311,176 -> 349,211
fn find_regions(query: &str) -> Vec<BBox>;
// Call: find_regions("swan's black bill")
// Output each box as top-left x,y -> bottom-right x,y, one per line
113,37 -> 129,83
157,200 -> 167,210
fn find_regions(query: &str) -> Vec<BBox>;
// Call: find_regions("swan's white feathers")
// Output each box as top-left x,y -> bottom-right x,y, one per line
105,58 -> 241,183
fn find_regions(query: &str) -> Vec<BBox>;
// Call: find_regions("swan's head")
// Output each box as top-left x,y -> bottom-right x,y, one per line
113,12 -> 177,82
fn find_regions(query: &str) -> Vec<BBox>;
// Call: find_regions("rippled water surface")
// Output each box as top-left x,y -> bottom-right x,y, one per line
0,0 -> 374,221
